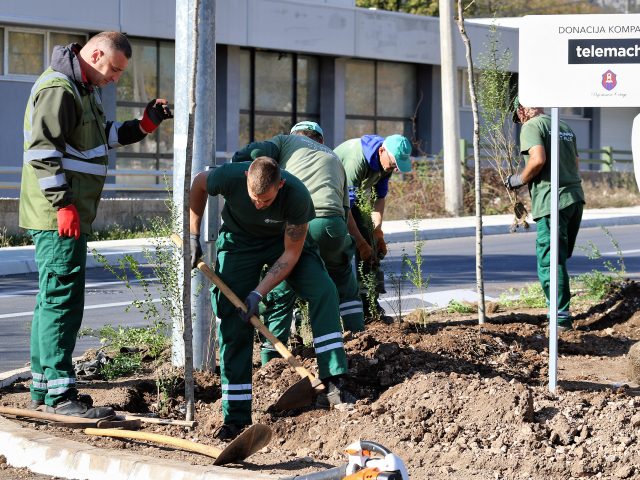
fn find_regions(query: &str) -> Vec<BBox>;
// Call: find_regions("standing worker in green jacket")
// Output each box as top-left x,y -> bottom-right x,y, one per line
333,134 -> 413,322
19,32 -> 173,418
506,101 -> 584,331
232,121 -> 364,367
189,158 -> 354,441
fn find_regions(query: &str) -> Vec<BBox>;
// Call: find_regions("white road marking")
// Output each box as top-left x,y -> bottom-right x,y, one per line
0,298 -> 161,319
0,277 -> 159,298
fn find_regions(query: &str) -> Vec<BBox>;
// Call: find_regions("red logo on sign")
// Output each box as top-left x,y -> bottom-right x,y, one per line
602,70 -> 617,91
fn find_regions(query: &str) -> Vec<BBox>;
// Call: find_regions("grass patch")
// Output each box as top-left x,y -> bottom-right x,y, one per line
498,283 -> 547,309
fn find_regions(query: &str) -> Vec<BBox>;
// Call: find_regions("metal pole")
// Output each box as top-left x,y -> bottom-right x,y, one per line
191,0 -> 217,371
548,107 -> 559,393
172,0 -> 217,371
439,0 -> 463,215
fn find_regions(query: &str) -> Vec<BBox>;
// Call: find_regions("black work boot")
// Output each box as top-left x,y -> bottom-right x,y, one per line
316,376 -> 356,409
46,396 -> 114,419
28,399 -> 44,411
214,423 -> 247,441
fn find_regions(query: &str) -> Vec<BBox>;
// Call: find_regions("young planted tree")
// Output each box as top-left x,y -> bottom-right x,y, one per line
456,1 -> 486,324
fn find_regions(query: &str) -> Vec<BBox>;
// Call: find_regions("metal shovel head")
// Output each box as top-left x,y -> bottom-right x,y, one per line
214,423 -> 273,465
270,377 -> 317,412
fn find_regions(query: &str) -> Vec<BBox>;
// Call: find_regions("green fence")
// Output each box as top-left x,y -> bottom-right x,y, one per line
458,139 -> 633,172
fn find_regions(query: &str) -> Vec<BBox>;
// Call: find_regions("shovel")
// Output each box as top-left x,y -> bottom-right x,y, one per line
85,423 -> 272,465
170,234 -> 325,410
0,406 -> 115,427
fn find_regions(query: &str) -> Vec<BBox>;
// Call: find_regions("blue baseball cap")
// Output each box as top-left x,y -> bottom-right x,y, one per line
290,121 -> 324,138
382,134 -> 412,173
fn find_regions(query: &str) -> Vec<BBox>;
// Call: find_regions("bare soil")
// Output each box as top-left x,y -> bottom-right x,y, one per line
2,281 -> 640,479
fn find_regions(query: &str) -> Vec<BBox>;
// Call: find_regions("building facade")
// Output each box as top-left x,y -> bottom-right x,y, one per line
0,0 -> 635,198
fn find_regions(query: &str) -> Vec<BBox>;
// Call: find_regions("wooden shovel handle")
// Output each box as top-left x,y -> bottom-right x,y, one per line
121,414 -> 196,428
85,427 -> 222,459
170,234 -> 322,388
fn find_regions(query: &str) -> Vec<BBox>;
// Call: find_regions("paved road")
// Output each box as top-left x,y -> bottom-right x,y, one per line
1,224 -> 639,372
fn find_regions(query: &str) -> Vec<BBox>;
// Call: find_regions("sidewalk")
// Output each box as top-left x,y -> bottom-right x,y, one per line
2,206 -> 640,277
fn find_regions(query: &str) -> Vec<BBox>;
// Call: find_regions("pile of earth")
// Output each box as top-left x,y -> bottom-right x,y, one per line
2,281 -> 640,479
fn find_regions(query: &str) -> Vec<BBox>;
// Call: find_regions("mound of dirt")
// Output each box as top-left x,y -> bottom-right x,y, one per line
2,282 -> 640,479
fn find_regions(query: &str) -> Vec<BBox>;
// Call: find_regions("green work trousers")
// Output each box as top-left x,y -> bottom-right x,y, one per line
29,230 -> 87,406
211,228 -> 348,426
261,216 -> 364,362
535,201 -> 583,314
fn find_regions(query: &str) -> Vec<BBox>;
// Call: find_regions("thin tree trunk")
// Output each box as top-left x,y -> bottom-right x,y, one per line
456,0 -> 486,324
182,0 -> 200,422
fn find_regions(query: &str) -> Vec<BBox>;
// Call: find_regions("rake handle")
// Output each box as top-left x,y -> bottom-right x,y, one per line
170,234 -> 322,388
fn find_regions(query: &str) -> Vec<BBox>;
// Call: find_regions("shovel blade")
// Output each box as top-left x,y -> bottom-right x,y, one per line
213,423 -> 273,465
270,377 -> 318,412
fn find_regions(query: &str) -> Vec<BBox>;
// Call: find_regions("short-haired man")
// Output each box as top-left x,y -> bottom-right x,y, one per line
334,134 -> 413,322
20,31 -> 172,418
189,157 -> 353,441
231,121 -> 364,366
506,101 -> 584,331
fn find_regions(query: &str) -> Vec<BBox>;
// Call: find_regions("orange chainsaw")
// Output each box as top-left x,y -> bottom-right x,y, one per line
290,440 -> 409,479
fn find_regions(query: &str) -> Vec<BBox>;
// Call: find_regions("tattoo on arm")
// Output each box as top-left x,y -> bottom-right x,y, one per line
285,223 -> 306,242
266,260 -> 288,279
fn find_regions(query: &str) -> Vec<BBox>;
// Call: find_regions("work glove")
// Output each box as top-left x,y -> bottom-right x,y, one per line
373,227 -> 387,259
238,291 -> 262,323
57,204 -> 80,240
190,233 -> 203,269
504,174 -> 524,191
140,98 -> 173,134
356,239 -> 373,263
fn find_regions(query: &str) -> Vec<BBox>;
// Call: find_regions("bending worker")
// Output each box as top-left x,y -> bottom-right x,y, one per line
19,32 -> 172,419
232,121 -> 364,367
334,134 -> 413,323
189,157 -> 354,441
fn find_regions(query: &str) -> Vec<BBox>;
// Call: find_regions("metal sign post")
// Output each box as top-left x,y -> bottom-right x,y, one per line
519,13 -> 640,393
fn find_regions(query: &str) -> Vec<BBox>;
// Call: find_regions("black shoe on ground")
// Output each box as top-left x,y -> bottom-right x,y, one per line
214,423 -> 247,441
46,398 -> 114,419
316,376 -> 356,409
28,399 -> 44,411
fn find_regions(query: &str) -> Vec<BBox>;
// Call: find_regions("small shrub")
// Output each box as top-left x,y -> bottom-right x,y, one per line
447,299 -> 476,314
499,283 -> 547,309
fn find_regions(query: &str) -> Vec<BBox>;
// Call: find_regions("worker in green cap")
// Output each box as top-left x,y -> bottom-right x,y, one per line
506,100 -> 584,331
333,134 -> 413,323
231,121 -> 364,368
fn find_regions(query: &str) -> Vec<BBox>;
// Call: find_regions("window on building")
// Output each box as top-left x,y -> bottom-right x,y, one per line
116,38 -> 175,188
0,26 -> 86,78
239,49 -> 320,145
0,28 -> 4,75
344,58 -> 416,141
49,32 -> 86,59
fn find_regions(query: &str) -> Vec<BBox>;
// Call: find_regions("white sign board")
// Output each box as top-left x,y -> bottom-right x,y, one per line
520,14 -> 640,107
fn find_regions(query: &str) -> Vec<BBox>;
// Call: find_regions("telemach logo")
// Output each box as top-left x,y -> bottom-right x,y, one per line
568,38 -> 640,64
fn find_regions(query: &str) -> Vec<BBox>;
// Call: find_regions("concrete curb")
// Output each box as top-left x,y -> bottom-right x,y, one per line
0,415 -> 284,480
0,365 -> 31,389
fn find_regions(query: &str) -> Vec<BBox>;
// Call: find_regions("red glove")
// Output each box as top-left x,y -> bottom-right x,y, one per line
57,205 -> 80,240
140,98 -> 173,134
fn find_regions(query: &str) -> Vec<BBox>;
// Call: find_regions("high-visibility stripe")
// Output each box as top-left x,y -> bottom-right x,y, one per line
61,158 -> 107,176
31,372 -> 46,381
47,377 -> 75,387
38,174 -> 67,190
341,307 -> 363,316
107,122 -> 122,147
48,385 -> 73,395
65,143 -> 108,160
24,149 -> 63,162
222,393 -> 252,401
315,341 -> 344,354
32,381 -> 47,389
221,383 -> 252,391
339,300 -> 361,309
313,332 -> 342,345
31,71 -> 80,101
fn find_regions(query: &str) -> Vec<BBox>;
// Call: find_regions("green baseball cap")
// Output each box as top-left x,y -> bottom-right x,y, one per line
290,121 -> 324,138
383,134 -> 412,173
